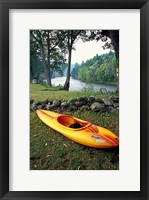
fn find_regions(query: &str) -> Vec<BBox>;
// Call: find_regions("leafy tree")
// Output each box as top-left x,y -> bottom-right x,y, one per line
73,51 -> 116,84
50,48 -> 67,77
88,30 -> 119,68
30,37 -> 44,81
30,30 -> 66,86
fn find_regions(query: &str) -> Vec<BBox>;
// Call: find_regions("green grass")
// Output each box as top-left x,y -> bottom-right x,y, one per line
30,83 -> 116,101
30,83 -> 119,170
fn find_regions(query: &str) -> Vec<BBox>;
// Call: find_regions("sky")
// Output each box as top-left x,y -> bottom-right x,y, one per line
71,39 -> 110,64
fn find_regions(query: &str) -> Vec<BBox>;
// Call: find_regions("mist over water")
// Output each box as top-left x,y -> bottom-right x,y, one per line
51,77 -> 117,92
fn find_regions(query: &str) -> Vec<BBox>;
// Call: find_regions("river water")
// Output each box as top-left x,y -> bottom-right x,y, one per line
51,77 -> 117,92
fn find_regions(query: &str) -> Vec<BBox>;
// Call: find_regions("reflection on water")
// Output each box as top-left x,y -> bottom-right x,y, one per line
52,77 -> 117,92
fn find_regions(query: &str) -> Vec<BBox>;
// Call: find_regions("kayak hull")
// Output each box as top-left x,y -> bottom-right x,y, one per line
36,110 -> 119,148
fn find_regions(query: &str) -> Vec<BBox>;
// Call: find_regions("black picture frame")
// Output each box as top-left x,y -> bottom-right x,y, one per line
0,0 -> 149,199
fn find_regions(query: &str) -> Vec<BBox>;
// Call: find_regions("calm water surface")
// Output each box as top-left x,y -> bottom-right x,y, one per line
52,77 -> 117,92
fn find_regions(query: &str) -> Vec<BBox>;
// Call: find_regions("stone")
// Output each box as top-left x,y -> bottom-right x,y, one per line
32,105 -> 37,111
69,102 -> 75,106
113,103 -> 119,108
48,101 -> 52,105
37,105 -> 44,109
41,99 -> 49,104
109,96 -> 119,103
67,97 -> 76,104
94,97 -> 103,103
53,100 -> 61,107
80,105 -> 90,111
30,99 -> 34,104
79,96 -> 88,102
88,96 -> 95,104
74,100 -> 85,107
36,101 -> 42,106
67,105 -> 77,111
69,105 -> 78,111
102,98 -> 113,106
90,102 -> 102,112
61,102 -> 68,107
46,105 -> 52,110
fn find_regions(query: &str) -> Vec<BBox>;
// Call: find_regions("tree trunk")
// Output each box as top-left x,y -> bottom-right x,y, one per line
45,65 -> 51,86
63,46 -> 72,91
47,31 -> 52,86
108,30 -> 119,68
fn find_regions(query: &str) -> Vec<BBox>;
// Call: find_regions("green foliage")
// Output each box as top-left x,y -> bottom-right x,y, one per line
72,51 -> 117,84
30,39 -> 44,80
30,30 -> 67,84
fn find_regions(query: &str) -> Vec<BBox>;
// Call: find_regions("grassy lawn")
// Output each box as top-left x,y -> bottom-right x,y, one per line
30,83 -> 115,101
30,83 -> 119,170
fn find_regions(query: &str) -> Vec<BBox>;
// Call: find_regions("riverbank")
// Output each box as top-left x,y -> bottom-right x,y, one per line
30,83 -> 119,170
51,76 -> 117,92
71,77 -> 118,86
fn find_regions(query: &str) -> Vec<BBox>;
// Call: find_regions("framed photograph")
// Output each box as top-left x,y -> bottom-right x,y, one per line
0,0 -> 149,199
30,28 -> 120,172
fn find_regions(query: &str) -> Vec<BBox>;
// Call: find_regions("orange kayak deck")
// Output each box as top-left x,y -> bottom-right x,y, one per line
36,110 -> 119,148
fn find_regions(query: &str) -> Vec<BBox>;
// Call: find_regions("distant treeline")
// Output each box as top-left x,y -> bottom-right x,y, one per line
71,51 -> 117,84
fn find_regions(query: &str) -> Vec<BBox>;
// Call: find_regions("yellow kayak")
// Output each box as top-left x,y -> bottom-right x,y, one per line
36,110 -> 119,148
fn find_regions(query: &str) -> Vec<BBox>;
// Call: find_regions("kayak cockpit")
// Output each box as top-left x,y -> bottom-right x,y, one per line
57,115 -> 89,129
